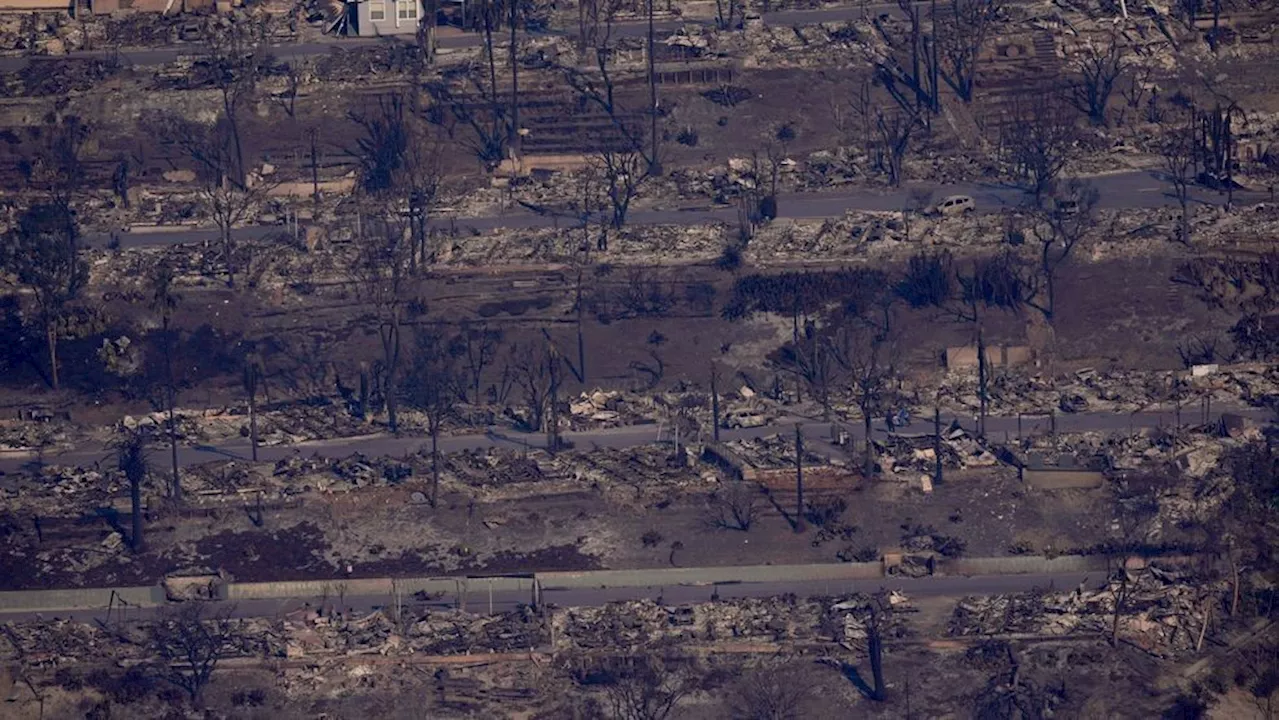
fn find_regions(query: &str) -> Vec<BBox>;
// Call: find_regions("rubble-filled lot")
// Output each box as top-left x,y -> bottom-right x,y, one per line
949,566 -> 1223,659
935,362 -> 1278,419
0,435 -> 1124,591
2,578 -> 1264,719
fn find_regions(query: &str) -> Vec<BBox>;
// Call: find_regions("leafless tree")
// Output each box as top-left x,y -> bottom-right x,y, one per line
936,0 -> 1001,103
875,108 -> 921,187
426,0 -> 511,168
865,594 -> 891,701
1022,181 -> 1100,321
453,321 -> 503,404
200,16 -> 270,189
149,261 -> 183,500
594,147 -> 648,231
115,427 -> 148,552
270,61 -> 300,118
728,664 -> 815,719
1002,95 -> 1078,203
1173,256 -> 1278,361
350,219 -> 415,432
772,319 -> 838,420
849,80 -> 922,186
563,7 -> 661,230
1106,476 -> 1163,645
704,481 -> 764,531
1159,110 -> 1199,245
426,75 -> 508,169
350,93 -> 443,269
146,257 -> 186,499
1176,335 -> 1219,367
1067,32 -> 1129,126
601,655 -> 694,720
903,188 -> 934,242
149,604 -> 240,706
509,339 -> 561,434
714,0 -> 741,30
832,317 -> 898,477
402,331 -> 461,507
241,350 -> 266,462
1197,100 -> 1246,207
872,0 -> 941,119
19,113 -> 90,219
972,643 -> 1061,718
1174,0 -> 1203,30
147,112 -> 269,288
1229,642 -> 1280,717
0,202 -> 87,391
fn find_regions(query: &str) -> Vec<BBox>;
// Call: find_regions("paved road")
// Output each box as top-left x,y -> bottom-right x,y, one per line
1,406 -> 1270,475
0,2 -> 932,73
85,170 -> 1271,250
0,570 -> 1104,623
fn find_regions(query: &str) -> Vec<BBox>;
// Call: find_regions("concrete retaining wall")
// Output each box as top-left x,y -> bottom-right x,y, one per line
226,578 -> 395,601
1023,469 -> 1106,490
0,586 -> 164,613
538,562 -> 883,590
224,575 -> 537,602
939,555 -> 1108,576
0,555 -> 1122,613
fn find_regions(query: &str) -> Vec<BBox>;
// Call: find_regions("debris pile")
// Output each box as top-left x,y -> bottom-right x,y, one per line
938,363 -> 1278,418
275,606 -> 547,659
948,566 -> 1220,657
556,594 -> 911,652
722,434 -> 828,469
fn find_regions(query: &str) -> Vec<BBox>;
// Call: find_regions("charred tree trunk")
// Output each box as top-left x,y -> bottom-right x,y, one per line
646,0 -> 660,174
794,423 -> 805,533
247,382 -> 258,462
130,469 -> 143,552
509,0 -> 520,153
163,318 -> 181,501
46,320 -> 59,391
868,619 -> 887,701
710,364 -> 721,443
977,327 -> 988,438
430,421 -> 441,508
863,408 -> 874,477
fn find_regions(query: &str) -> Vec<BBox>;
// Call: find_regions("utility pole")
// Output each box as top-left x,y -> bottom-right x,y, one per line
309,127 -> 320,211
646,0 -> 660,174
794,423 -> 805,533
547,346 -> 560,454
710,363 -> 721,443
977,327 -> 988,439
161,308 -> 181,501
509,0 -> 520,155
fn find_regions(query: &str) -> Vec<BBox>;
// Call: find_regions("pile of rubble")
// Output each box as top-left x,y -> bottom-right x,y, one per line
0,464 -> 148,516
272,606 -> 547,660
0,593 -> 916,676
565,388 -> 683,429
938,363 -> 1278,418
873,424 -> 997,479
722,434 -> 828,469
557,594 -> 911,652
0,414 -> 78,453
948,566 -> 1221,657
